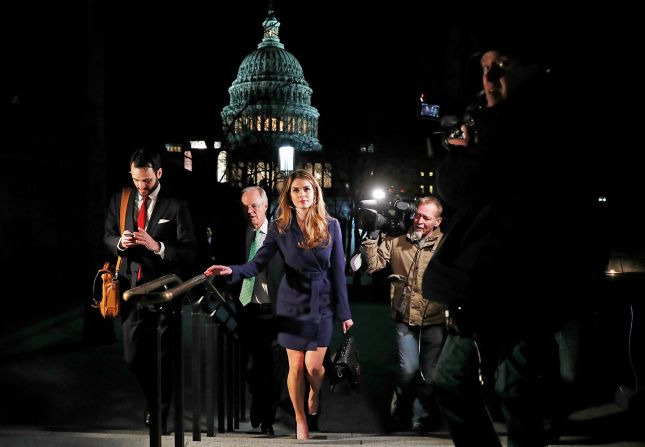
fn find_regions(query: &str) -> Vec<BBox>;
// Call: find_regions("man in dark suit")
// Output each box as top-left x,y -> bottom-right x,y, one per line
103,149 -> 197,432
237,186 -> 286,435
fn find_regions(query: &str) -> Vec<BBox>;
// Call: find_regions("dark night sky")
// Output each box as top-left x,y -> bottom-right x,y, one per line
98,3 -> 618,152
7,2 -> 642,155
102,1 -> 456,152
5,2 -> 645,247
97,3 -> 644,178
102,3 -> 644,243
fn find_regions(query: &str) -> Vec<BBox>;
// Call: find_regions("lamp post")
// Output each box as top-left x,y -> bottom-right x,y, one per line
266,145 -> 295,216
279,145 -> 294,174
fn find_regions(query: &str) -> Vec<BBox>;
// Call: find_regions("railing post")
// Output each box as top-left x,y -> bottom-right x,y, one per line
172,300 -> 184,447
205,315 -> 216,436
239,341 -> 247,422
226,333 -> 234,432
150,312 -> 162,447
191,298 -> 202,441
233,338 -> 240,429
217,326 -> 226,433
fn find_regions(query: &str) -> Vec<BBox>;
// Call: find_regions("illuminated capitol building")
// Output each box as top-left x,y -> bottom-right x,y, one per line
219,7 -> 331,192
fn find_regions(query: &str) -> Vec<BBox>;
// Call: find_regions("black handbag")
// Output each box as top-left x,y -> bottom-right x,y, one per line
329,332 -> 360,391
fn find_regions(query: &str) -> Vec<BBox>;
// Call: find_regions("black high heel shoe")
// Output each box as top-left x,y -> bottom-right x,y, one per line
306,412 -> 320,432
306,392 -> 322,432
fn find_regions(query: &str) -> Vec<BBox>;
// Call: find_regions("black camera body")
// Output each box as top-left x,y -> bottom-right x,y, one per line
440,90 -> 486,146
418,90 -> 486,150
357,198 -> 416,237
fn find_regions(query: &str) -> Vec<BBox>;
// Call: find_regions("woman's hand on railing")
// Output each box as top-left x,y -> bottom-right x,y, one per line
204,265 -> 232,277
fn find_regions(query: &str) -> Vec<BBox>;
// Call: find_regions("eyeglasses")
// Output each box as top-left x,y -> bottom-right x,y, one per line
242,203 -> 264,211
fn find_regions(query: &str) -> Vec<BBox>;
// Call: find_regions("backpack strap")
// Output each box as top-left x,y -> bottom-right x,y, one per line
92,262 -> 113,307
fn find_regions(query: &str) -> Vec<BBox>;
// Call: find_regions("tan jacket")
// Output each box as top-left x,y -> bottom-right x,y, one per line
362,227 -> 444,326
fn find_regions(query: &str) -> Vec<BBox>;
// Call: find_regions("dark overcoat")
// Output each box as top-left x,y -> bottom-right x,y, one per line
230,216 -> 351,350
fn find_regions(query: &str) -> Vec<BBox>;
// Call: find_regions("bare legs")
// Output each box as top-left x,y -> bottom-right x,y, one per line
305,348 -> 325,415
286,347 -> 327,440
286,349 -> 308,440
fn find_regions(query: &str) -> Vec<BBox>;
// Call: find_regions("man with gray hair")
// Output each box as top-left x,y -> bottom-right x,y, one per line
238,186 -> 286,435
362,196 -> 445,434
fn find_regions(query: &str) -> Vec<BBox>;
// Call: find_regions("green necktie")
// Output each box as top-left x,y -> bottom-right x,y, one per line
239,230 -> 261,306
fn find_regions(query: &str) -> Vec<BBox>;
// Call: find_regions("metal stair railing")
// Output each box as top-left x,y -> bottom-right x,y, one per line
123,273 -> 242,447
123,274 -> 183,447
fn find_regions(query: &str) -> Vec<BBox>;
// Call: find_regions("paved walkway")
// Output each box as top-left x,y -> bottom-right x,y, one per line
0,301 -> 643,447
0,427 -> 463,447
1,427 -> 644,447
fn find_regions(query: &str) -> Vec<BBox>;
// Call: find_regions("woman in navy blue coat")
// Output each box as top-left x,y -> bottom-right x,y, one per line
205,170 -> 354,439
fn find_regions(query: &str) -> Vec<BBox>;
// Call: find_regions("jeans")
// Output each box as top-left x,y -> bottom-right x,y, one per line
433,328 -> 550,447
555,316 -> 580,385
393,322 -> 445,425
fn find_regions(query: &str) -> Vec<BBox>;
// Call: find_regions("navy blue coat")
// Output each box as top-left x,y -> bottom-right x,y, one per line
230,216 -> 351,351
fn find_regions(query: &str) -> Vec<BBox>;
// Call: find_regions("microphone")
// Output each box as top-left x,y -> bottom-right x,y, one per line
395,201 -> 414,211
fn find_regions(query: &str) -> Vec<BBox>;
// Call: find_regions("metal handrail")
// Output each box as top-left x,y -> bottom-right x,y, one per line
123,272 -> 240,444
123,273 -> 231,306
122,274 -> 183,304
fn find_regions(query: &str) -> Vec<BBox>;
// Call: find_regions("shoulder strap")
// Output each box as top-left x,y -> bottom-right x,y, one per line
119,187 -> 131,234
430,233 -> 443,254
116,187 -> 132,273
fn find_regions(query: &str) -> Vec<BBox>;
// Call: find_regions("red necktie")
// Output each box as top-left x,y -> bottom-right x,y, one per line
136,196 -> 149,281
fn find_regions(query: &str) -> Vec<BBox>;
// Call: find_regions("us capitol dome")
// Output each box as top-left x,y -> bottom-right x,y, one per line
221,8 -> 322,155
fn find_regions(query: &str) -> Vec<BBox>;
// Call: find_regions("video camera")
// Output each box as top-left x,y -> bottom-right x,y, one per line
419,90 -> 486,146
348,195 -> 416,272
356,197 -> 416,237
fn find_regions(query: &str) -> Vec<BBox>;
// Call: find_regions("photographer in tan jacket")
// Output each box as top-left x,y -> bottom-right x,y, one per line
362,196 -> 444,433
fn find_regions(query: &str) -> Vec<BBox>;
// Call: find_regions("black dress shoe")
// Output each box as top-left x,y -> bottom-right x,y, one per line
260,423 -> 275,435
250,403 -> 261,428
144,408 -> 168,434
412,422 -> 428,435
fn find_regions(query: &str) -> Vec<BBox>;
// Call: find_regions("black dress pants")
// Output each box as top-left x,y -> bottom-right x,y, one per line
122,302 -> 173,425
241,303 -> 288,427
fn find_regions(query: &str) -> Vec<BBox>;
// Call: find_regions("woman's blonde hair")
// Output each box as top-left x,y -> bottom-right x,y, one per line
276,169 -> 330,249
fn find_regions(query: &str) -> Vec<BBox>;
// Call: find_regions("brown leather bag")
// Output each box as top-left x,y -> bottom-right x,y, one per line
94,261 -> 121,318
92,187 -> 131,319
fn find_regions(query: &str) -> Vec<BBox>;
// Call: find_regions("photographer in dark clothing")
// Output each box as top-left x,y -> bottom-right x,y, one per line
423,48 -> 591,447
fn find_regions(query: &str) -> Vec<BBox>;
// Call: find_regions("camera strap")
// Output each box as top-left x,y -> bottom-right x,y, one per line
406,242 -> 424,287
